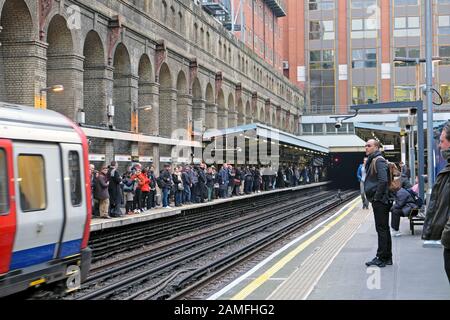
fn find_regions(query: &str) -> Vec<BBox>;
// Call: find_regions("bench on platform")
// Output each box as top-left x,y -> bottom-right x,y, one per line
409,208 -> 425,235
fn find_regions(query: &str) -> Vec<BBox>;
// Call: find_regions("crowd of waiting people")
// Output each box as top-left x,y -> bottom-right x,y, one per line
90,161 -> 325,219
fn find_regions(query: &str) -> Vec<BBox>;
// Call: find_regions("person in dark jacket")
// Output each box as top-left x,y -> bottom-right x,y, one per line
364,139 -> 393,268
95,166 -> 111,219
108,161 -> 123,217
390,188 -> 419,236
160,164 -> 173,209
442,217 -> 450,282
422,121 -> 450,281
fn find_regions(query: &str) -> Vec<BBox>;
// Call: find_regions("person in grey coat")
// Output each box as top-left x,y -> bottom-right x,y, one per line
390,188 -> 419,236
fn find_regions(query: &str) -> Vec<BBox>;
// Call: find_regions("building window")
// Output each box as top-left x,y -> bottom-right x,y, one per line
309,0 -> 335,11
351,0 -> 377,9
351,19 -> 377,39
440,84 -> 450,103
309,21 -> 335,40
313,123 -> 324,134
302,124 -> 313,134
394,86 -> 416,101
326,123 -> 337,134
18,155 -> 47,212
0,149 -> 8,214
352,86 -> 378,105
438,16 -> 450,35
394,47 -> 420,66
394,17 -> 420,37
439,46 -> 450,65
310,50 -> 335,108
352,48 -> 377,68
394,0 -> 418,5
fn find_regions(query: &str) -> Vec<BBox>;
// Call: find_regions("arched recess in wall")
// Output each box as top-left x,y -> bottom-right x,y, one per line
83,30 -> 106,126
265,109 -> 271,126
176,71 -> 190,135
237,99 -> 245,125
47,14 -> 78,119
227,93 -> 235,128
245,101 -> 252,124
112,43 -> 132,131
217,89 -> 227,129
0,0 -> 35,105
192,77 -> 204,130
205,83 -> 216,130
138,54 -> 154,135
158,63 -> 173,138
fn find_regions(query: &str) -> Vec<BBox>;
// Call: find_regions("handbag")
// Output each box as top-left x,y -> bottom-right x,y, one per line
234,179 -> 241,186
214,183 -> 220,189
177,183 -> 184,191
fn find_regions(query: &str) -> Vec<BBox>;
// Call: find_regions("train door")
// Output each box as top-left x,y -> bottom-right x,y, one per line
59,144 -> 87,258
0,139 -> 16,275
10,143 -> 65,270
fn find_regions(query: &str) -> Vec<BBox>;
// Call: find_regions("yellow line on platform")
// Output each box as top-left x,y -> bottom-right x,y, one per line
231,198 -> 361,300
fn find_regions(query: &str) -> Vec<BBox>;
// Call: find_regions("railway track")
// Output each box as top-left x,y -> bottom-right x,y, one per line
89,184 -> 328,262
70,189 -> 356,300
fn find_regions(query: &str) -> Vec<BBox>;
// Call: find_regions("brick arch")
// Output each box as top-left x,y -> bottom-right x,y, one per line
205,82 -> 214,104
217,89 -> 227,129
138,54 -> 155,135
0,0 -> 36,105
237,98 -> 245,125
227,92 -> 236,128
159,62 -> 174,138
83,30 -> 106,126
205,82 -> 217,129
47,14 -> 79,119
176,70 -> 190,133
113,43 -> 132,131
192,77 -> 203,100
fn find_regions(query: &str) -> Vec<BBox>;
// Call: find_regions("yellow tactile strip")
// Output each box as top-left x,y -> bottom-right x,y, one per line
268,206 -> 370,300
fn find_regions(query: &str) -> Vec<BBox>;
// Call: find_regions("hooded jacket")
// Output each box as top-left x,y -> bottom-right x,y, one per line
422,161 -> 450,241
364,151 -> 390,204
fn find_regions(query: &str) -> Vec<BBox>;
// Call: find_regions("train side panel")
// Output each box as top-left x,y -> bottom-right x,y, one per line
0,139 -> 16,275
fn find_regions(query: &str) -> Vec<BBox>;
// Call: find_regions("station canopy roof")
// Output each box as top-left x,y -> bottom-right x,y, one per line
202,123 -> 329,154
299,134 -> 366,153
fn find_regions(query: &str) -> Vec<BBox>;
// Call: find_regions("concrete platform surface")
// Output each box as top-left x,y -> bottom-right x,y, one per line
209,198 -> 450,300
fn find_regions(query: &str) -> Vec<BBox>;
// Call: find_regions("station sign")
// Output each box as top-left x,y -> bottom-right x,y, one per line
115,155 -> 132,162
193,158 -> 202,164
160,157 -> 172,163
177,157 -> 190,163
139,156 -> 154,163
383,145 -> 395,151
89,154 -> 106,162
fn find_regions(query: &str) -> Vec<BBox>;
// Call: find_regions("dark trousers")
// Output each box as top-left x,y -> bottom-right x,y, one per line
372,201 -> 392,261
147,190 -> 156,208
141,191 -> 149,210
390,209 -> 402,232
444,248 -> 450,282
134,189 -> 142,210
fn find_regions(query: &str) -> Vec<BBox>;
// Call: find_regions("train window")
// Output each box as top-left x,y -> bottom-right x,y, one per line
68,151 -> 82,206
18,155 -> 47,212
0,149 -> 8,214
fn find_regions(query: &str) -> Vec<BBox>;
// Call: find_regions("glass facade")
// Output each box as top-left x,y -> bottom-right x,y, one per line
309,50 -> 335,108
352,48 -> 377,69
352,86 -> 378,105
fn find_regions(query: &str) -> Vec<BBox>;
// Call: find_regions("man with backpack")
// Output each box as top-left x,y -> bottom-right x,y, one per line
364,139 -> 393,268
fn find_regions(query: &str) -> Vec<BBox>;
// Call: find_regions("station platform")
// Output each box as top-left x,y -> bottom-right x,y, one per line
209,198 -> 450,300
90,182 -> 331,232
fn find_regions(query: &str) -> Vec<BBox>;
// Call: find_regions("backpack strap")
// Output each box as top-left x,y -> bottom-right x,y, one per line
369,156 -> 384,176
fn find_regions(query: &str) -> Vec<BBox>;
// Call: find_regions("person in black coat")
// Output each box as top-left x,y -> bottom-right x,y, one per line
108,161 -> 123,217
364,140 -> 392,268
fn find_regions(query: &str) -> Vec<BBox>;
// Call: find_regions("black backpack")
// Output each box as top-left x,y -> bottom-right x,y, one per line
156,176 -> 164,189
